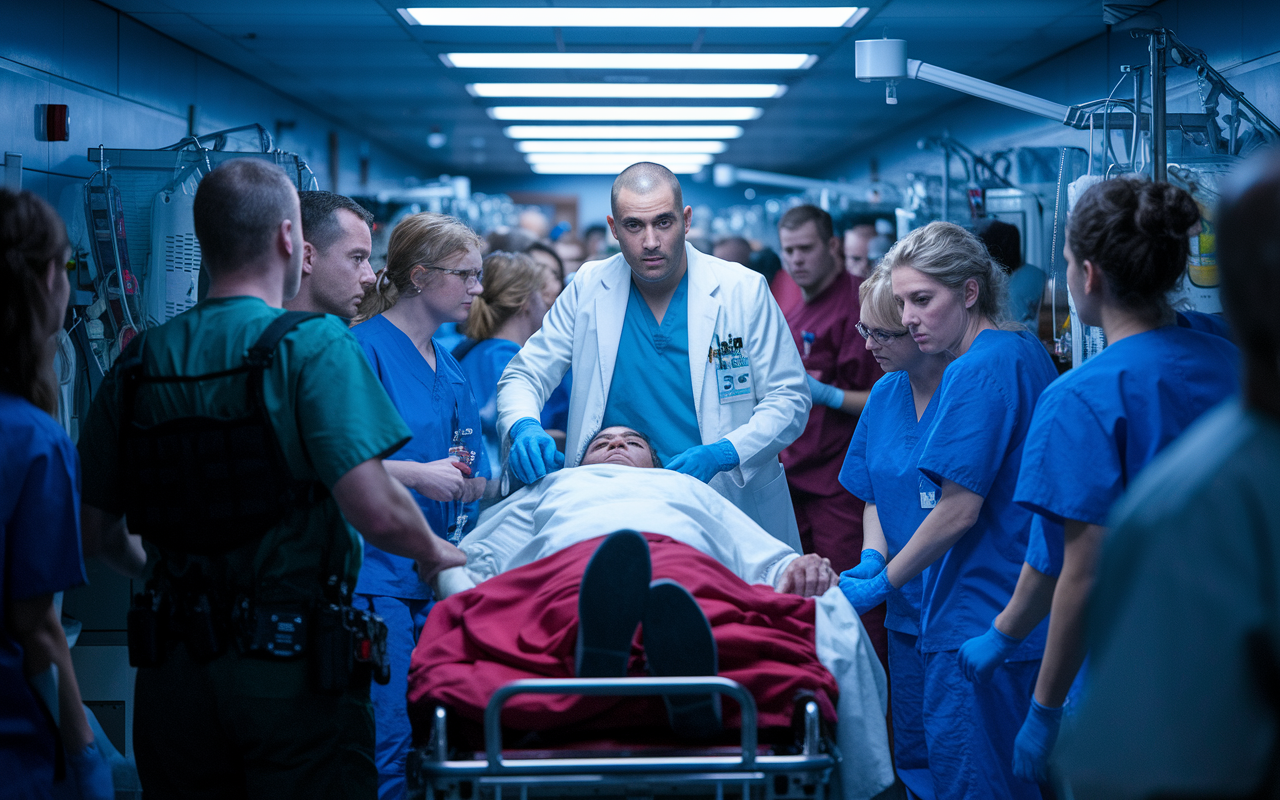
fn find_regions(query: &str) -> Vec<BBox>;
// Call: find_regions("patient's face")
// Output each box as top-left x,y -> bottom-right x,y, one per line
581,427 -> 657,468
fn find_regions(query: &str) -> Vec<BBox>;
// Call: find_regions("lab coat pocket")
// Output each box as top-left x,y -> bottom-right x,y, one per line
752,462 -> 802,551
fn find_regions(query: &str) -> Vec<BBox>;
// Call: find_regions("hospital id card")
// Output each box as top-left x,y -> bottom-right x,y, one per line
717,361 -> 753,403
711,333 -> 753,404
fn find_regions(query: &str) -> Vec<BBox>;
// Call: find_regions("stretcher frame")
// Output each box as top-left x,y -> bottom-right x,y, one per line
408,676 -> 837,800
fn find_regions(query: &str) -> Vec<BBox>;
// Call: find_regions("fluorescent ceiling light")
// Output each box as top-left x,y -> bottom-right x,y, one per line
488,106 -> 761,122
406,7 -> 861,28
468,83 -> 786,99
506,125 -> 744,139
532,163 -> 706,175
525,153 -> 715,165
443,53 -> 815,70
516,140 -> 728,154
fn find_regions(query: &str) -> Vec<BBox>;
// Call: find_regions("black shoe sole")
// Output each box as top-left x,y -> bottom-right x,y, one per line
575,530 -> 651,678
643,579 -> 723,739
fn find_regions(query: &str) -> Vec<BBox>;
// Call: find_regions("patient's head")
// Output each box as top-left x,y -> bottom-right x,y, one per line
581,426 -> 661,468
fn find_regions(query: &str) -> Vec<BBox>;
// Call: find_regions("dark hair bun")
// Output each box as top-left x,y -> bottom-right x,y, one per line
1067,177 -> 1197,317
1135,182 -> 1200,240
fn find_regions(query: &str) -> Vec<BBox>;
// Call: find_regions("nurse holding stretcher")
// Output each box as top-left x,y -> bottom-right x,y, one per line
838,221 -> 1058,800
838,267 -> 951,799
956,178 -> 1240,782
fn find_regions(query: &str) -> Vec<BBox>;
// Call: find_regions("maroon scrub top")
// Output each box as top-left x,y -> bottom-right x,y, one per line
780,270 -> 883,495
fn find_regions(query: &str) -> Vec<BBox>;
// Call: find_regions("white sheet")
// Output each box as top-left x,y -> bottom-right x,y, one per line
434,465 -> 894,800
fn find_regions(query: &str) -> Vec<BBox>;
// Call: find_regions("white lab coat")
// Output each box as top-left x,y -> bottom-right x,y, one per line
497,243 -> 811,547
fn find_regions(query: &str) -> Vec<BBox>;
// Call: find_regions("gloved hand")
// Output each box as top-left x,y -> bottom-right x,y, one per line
65,739 -> 114,800
846,549 -> 886,580
806,375 -> 844,410
837,569 -> 894,615
508,418 -> 564,484
958,621 -> 1024,683
1013,698 -> 1063,784
666,440 -> 739,483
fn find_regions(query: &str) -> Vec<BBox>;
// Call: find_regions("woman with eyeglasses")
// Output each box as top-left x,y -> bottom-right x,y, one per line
837,221 -> 1059,799
837,267 -> 951,798
350,212 -> 490,800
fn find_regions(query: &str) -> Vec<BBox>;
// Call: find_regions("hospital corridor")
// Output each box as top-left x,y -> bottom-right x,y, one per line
3,1 -> 1279,799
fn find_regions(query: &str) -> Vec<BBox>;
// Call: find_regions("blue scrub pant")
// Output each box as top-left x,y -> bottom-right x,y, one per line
354,594 -> 433,800
921,650 -> 1042,800
887,630 -> 933,800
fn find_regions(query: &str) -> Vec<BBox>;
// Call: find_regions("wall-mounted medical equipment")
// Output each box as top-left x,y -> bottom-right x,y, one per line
75,125 -> 318,396
858,27 -> 1279,367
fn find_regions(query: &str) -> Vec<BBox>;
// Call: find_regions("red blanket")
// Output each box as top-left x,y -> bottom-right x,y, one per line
409,533 -> 839,742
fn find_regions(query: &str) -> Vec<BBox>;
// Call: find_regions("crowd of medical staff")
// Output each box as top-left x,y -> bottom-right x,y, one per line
3,147 -> 1279,800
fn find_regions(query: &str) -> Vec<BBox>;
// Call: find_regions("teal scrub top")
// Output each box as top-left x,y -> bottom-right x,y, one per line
78,297 -> 411,600
602,273 -> 701,465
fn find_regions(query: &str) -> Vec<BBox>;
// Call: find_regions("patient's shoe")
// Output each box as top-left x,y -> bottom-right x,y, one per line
642,579 -> 723,739
575,530 -> 651,678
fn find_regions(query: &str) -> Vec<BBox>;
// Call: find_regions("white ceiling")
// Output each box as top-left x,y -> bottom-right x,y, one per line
101,0 -> 1111,176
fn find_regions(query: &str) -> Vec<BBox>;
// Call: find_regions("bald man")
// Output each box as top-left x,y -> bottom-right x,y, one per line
498,162 -> 810,548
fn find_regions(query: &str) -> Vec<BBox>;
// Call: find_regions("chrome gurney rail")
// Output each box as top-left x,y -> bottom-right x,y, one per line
410,676 -> 836,799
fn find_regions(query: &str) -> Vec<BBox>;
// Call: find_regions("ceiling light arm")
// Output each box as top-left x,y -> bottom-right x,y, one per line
904,59 -> 1073,124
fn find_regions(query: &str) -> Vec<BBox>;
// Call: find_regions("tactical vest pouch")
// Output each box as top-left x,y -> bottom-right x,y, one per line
119,311 -> 325,556
311,602 -> 391,694
236,600 -> 309,660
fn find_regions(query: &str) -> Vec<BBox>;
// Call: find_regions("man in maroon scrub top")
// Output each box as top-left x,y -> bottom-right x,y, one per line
777,205 -> 886,659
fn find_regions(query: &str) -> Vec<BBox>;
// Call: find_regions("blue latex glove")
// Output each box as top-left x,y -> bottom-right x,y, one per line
958,622 -> 1025,683
806,375 -> 844,410
1013,698 -> 1063,784
846,549 -> 886,580
837,569 -> 893,615
66,739 -> 114,800
508,417 -> 564,484
666,440 -> 739,483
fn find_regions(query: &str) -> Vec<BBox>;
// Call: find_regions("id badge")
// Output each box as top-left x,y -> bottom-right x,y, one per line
919,477 -> 938,509
716,360 -> 753,403
712,334 -> 753,404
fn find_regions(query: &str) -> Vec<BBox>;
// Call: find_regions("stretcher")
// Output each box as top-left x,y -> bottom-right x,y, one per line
407,676 -> 838,800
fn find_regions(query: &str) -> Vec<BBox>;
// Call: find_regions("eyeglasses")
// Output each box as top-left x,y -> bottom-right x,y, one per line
855,321 -> 909,344
423,266 -> 484,286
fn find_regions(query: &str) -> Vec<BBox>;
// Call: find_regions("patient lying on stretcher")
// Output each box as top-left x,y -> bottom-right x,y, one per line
411,427 -> 894,800
432,427 -> 837,598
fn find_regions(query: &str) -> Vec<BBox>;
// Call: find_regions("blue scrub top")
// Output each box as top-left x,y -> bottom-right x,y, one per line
915,329 -> 1058,655
1,392 -> 87,793
839,371 -> 934,635
455,337 -> 572,480
1016,324 -> 1239,576
1176,309 -> 1233,340
602,273 -> 701,465
351,315 -> 489,599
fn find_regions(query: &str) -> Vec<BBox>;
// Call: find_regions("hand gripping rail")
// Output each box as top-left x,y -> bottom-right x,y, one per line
412,676 -> 835,800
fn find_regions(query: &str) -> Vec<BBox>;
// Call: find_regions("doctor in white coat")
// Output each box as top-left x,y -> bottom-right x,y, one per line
497,162 -> 810,547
